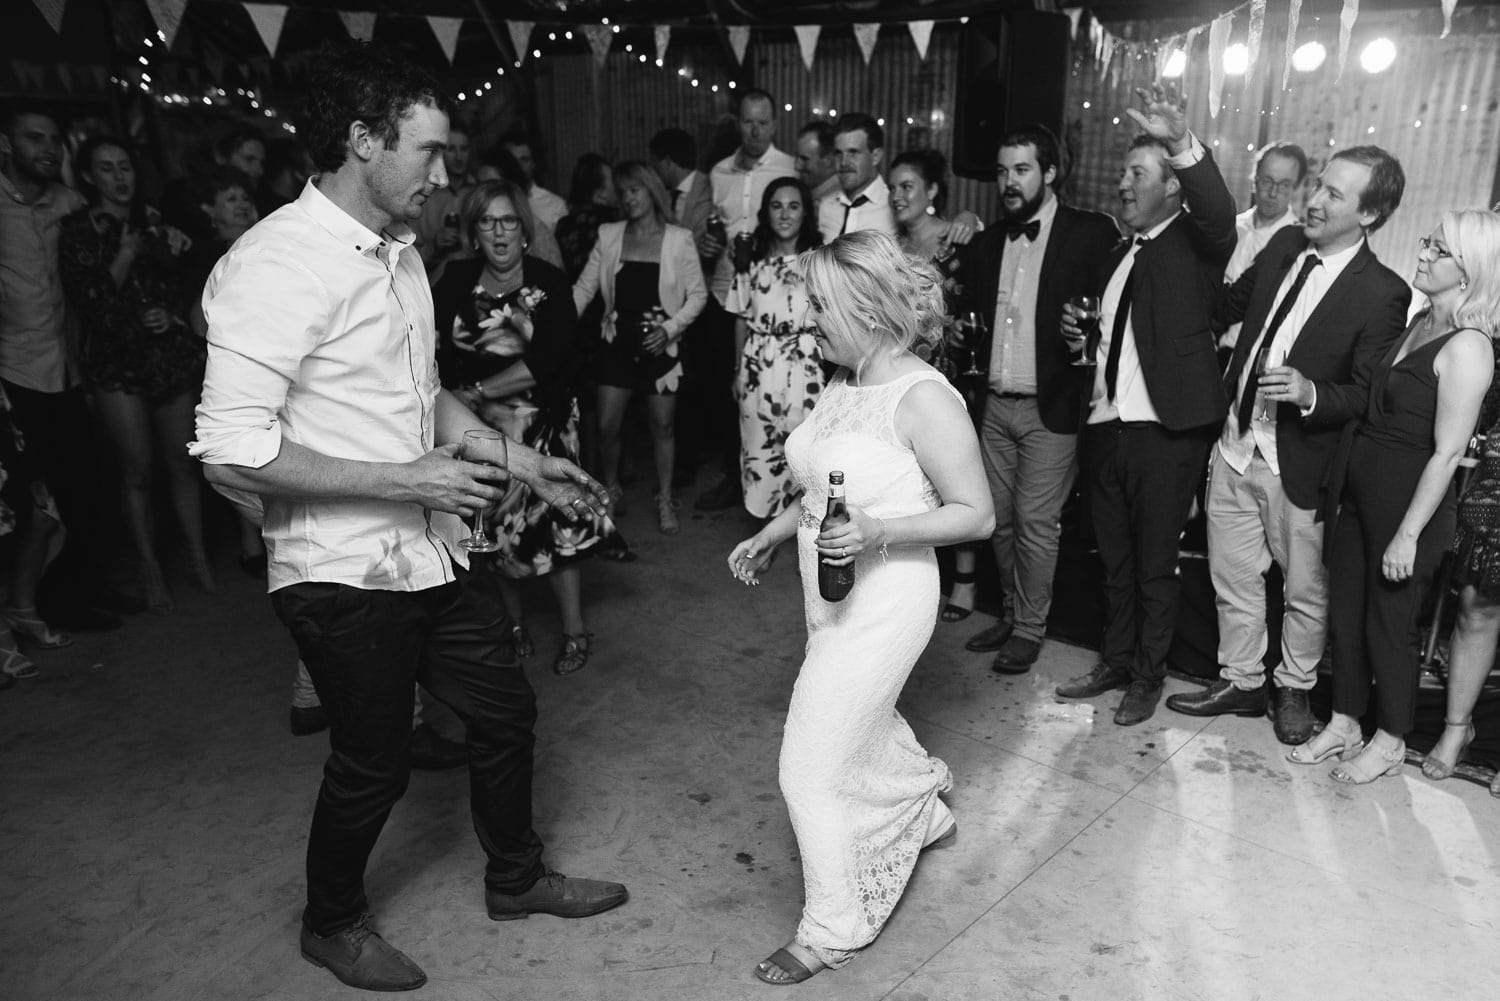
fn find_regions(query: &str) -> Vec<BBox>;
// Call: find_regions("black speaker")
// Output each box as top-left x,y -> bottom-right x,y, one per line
952,11 -> 1071,181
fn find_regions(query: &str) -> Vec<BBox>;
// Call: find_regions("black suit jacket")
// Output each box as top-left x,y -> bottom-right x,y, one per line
1218,228 -> 1412,509
1099,150 -> 1238,432
956,201 -> 1120,433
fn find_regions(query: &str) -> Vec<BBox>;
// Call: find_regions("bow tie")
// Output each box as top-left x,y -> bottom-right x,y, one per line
1006,219 -> 1040,242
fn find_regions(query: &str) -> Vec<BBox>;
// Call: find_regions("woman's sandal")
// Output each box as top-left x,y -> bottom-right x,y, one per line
940,570 -> 977,623
1331,740 -> 1406,785
1286,720 -> 1364,765
1,607 -> 73,650
1421,719 -> 1476,781
510,620 -> 536,658
921,821 -> 959,852
2,639 -> 39,680
754,943 -> 827,986
553,632 -> 592,676
1490,768 -> 1500,799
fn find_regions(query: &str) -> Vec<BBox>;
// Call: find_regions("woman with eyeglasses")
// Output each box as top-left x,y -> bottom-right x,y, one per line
572,160 -> 707,535
433,178 -> 613,676
1417,210 -> 1500,792
1304,213 -> 1496,783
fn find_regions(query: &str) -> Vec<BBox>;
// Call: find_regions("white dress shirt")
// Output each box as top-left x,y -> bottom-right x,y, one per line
989,193 -> 1058,395
1220,206 -> 1302,350
817,174 -> 896,243
708,144 -> 797,303
1217,239 -> 1364,475
529,185 -> 567,231
191,180 -> 467,593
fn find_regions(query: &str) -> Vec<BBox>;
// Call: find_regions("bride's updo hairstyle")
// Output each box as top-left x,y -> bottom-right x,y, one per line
801,230 -> 947,367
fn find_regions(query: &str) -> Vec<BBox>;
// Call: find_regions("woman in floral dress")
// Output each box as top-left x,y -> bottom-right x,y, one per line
724,177 -> 824,520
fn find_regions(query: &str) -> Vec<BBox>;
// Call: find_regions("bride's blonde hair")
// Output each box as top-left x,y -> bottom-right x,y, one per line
800,230 -> 947,370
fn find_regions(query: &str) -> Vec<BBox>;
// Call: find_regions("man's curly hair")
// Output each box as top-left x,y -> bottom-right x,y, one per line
296,42 -> 453,174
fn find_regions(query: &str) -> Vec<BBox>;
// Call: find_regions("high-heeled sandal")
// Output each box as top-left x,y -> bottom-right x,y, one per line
1,607 -> 73,649
140,561 -> 174,615
941,570 -> 977,623
510,620 -> 535,657
1286,719 -> 1364,765
1,635 -> 39,680
1490,769 -> 1500,799
1421,719 -> 1476,781
553,632 -> 592,676
186,547 -> 222,596
1331,740 -> 1406,784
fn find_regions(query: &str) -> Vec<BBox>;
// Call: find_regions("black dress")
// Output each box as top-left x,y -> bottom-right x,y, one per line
596,260 -> 679,395
1450,337 -> 1500,593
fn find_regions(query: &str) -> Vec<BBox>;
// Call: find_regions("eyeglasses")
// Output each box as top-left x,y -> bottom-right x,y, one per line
476,214 -> 523,233
1417,236 -> 1455,261
1254,177 -> 1297,195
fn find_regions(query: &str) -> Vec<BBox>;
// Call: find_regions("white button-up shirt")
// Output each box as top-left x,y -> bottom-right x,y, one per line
1220,206 -> 1302,350
989,193 -> 1058,395
817,174 -> 896,243
1217,239 -> 1363,475
190,180 -> 467,593
708,144 -> 797,303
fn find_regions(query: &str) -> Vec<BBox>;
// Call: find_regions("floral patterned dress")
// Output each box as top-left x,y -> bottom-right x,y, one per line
434,256 -> 616,577
725,254 -> 827,518
58,208 -> 201,401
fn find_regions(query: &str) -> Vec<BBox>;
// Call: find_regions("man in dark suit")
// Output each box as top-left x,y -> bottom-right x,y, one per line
1166,146 -> 1410,742
957,125 -> 1119,673
1054,86 -> 1237,725
649,127 -> 713,248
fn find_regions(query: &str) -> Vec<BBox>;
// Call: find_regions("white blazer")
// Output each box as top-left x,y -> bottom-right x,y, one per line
571,220 -> 708,343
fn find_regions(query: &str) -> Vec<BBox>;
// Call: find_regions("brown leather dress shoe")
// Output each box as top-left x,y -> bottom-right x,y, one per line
1165,679 -> 1267,717
1114,680 -> 1164,726
300,914 -> 426,992
486,869 -> 628,920
1271,687 -> 1316,745
991,636 -> 1041,674
965,620 -> 1014,652
1055,662 -> 1130,699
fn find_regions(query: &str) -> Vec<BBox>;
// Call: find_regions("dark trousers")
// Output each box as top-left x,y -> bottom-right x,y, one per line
271,564 -> 544,936
1085,420 -> 1214,683
677,296 -> 739,483
1327,437 -> 1454,736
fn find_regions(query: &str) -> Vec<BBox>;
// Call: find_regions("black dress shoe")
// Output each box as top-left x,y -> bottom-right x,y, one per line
300,914 -> 426,992
409,723 -> 468,770
1114,680 -> 1163,726
486,869 -> 628,920
1272,687 -> 1316,745
1055,662 -> 1130,699
1165,679 -> 1267,717
991,636 -> 1040,675
694,477 -> 742,511
965,620 -> 1013,652
290,705 -> 329,736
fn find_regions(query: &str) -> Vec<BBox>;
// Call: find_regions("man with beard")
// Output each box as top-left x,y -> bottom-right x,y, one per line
0,103 -> 135,631
956,125 -> 1119,673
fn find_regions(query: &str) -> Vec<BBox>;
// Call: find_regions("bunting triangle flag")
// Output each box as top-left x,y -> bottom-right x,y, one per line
1282,0 -> 1303,92
1155,34 -> 1181,81
1442,0 -> 1458,37
793,25 -> 820,70
1207,12 -> 1232,118
32,0 -> 67,33
243,4 -> 289,57
143,0 -> 186,48
727,25 -> 750,65
508,20 -> 533,64
338,10 -> 376,42
1244,0 -> 1266,90
907,20 -> 934,60
1336,0 -> 1359,81
655,25 -> 670,64
852,24 -> 879,65
582,24 -> 612,67
428,15 -> 463,65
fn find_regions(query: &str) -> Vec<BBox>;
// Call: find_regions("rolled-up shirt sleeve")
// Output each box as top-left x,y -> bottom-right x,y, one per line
190,249 -> 331,468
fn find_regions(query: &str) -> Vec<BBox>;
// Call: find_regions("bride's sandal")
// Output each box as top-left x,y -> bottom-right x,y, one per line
1,607 -> 72,649
1331,740 -> 1406,785
1,630 -> 39,680
1421,719 -> 1476,781
941,571 -> 977,623
1287,719 -> 1363,765
754,942 -> 826,985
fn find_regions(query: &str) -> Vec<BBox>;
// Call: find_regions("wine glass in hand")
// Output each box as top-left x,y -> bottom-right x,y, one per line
1067,296 -> 1100,366
959,311 -> 986,376
458,429 -> 506,553
1255,353 -> 1276,422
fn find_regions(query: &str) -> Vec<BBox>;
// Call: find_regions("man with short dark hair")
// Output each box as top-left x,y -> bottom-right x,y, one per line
817,112 -> 895,241
191,45 -> 626,992
794,121 -> 839,205
957,125 -> 1119,673
1167,145 -> 1410,743
500,129 -> 566,230
649,126 -> 712,246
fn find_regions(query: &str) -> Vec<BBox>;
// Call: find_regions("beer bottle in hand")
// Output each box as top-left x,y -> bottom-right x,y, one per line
818,471 -> 855,602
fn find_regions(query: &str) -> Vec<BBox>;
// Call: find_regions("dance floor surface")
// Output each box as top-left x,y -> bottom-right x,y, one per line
3,482 -> 1498,1001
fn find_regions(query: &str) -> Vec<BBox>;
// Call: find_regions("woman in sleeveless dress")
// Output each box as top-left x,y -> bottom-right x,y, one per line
726,231 -> 994,983
1411,210 -> 1500,790
1293,213 -> 1494,783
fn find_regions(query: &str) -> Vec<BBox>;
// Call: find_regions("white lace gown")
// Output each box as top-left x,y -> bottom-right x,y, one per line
780,367 -> 958,967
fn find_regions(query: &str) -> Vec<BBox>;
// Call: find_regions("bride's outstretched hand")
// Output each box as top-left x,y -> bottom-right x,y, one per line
729,536 -> 776,586
816,503 -> 886,566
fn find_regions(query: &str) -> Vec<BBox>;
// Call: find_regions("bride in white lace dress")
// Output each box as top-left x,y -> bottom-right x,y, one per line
727,231 -> 994,985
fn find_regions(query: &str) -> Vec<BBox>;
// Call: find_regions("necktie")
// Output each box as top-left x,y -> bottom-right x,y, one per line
1006,219 -> 1041,242
670,189 -> 682,221
1104,238 -> 1148,403
1235,253 -> 1323,431
840,194 -> 870,236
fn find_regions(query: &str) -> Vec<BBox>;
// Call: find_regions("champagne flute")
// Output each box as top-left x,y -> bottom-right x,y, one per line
1255,351 -> 1276,422
960,311 -> 986,376
1068,296 -> 1101,366
458,429 -> 506,553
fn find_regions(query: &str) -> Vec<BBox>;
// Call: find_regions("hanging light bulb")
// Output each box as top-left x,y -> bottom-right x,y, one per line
1360,38 -> 1397,74
1162,49 -> 1187,78
1292,41 -> 1326,73
1223,43 -> 1249,76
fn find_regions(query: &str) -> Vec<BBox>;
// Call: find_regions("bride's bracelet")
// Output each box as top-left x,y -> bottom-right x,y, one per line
874,518 -> 889,563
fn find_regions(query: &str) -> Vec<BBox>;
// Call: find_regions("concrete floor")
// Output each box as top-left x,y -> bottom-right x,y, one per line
3,487 -> 1499,1001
